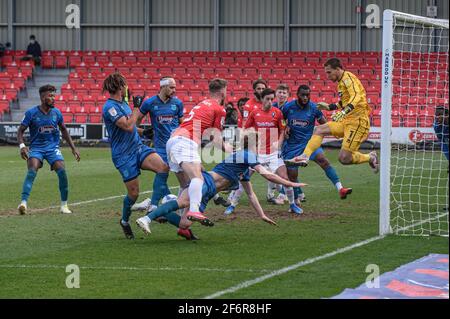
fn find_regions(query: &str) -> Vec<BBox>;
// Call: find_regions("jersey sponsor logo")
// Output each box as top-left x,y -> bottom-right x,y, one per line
255,121 -> 276,127
38,125 -> 57,134
157,115 -> 175,124
108,107 -> 118,117
291,119 -> 309,127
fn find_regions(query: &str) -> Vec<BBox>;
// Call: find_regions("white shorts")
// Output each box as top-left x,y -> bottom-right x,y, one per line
257,152 -> 285,173
166,136 -> 201,173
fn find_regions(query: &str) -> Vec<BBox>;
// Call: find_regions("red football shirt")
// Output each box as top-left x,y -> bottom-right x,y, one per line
173,98 -> 226,144
242,97 -> 261,127
245,106 -> 285,155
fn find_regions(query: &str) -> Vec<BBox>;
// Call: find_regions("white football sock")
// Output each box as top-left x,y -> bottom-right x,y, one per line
188,177 -> 203,212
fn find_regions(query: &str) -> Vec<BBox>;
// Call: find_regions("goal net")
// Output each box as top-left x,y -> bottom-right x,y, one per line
380,10 -> 449,236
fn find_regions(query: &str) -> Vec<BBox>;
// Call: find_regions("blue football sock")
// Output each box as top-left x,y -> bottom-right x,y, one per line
121,195 -> 136,223
165,212 -> 181,227
147,200 -> 179,220
151,172 -> 170,206
21,169 -> 37,202
324,166 -> 340,186
294,186 -> 302,199
56,168 -> 69,202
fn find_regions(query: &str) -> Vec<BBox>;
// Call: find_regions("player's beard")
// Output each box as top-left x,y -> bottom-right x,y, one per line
254,92 -> 261,101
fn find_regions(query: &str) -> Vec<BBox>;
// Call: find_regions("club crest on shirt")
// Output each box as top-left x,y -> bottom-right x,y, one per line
108,107 -> 118,117
272,112 -> 275,118
52,114 -> 57,121
171,105 -> 177,111
338,91 -> 343,98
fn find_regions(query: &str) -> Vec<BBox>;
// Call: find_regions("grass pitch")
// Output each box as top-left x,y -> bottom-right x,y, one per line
0,146 -> 447,298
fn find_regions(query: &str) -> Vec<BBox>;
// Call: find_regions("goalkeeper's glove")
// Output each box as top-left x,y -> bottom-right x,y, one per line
123,86 -> 130,104
317,102 -> 338,111
331,104 -> 354,122
132,95 -> 144,109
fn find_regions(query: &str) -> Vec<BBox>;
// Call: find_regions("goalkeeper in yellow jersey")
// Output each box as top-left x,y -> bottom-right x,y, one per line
289,58 -> 379,173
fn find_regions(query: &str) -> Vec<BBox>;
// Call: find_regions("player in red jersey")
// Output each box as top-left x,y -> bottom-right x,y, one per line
225,88 -> 303,215
242,79 -> 267,127
166,78 -> 230,223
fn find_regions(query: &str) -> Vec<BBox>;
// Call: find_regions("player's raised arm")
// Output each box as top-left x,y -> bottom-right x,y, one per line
241,180 -> 277,226
103,73 -> 140,133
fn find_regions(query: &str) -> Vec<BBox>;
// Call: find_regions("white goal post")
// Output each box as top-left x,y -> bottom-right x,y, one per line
380,10 -> 449,236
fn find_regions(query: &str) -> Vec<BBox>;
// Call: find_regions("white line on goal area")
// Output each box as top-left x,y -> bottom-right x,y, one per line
28,186 -> 180,213
204,212 -> 449,299
0,264 -> 271,274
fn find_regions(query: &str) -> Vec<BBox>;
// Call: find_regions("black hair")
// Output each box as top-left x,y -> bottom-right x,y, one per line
261,88 -> 276,99
102,72 -> 127,94
237,97 -> 249,107
297,85 -> 311,95
252,79 -> 268,90
39,84 -> 56,97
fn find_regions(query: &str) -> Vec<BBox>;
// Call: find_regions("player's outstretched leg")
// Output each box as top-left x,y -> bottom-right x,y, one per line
120,179 -> 139,239
19,168 -> 37,215
369,151 -> 379,174
55,168 -> 71,214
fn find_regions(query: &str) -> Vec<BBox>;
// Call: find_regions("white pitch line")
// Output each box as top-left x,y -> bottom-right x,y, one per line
204,212 -> 449,299
29,186 -> 180,213
0,264 -> 271,274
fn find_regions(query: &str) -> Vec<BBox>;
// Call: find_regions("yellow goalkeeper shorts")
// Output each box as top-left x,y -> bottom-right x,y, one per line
327,117 -> 370,152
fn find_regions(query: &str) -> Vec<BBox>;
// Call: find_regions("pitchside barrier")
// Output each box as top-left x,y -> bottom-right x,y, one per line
0,122 -> 442,149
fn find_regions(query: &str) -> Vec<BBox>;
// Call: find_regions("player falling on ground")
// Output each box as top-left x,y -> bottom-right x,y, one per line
165,78 -> 231,225
290,58 -> 379,173
135,131 -> 306,235
17,84 -> 80,215
131,77 -> 184,213
101,73 -> 176,240
282,85 -> 352,200
225,88 -> 303,215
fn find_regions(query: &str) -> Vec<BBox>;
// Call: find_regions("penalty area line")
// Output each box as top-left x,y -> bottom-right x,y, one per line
29,186 -> 180,213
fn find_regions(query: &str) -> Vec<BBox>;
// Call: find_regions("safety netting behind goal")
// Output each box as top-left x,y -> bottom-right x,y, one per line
382,11 -> 449,236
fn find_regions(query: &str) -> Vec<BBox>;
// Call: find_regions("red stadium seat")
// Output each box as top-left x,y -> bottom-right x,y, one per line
53,55 -> 67,68
41,56 -> 54,68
